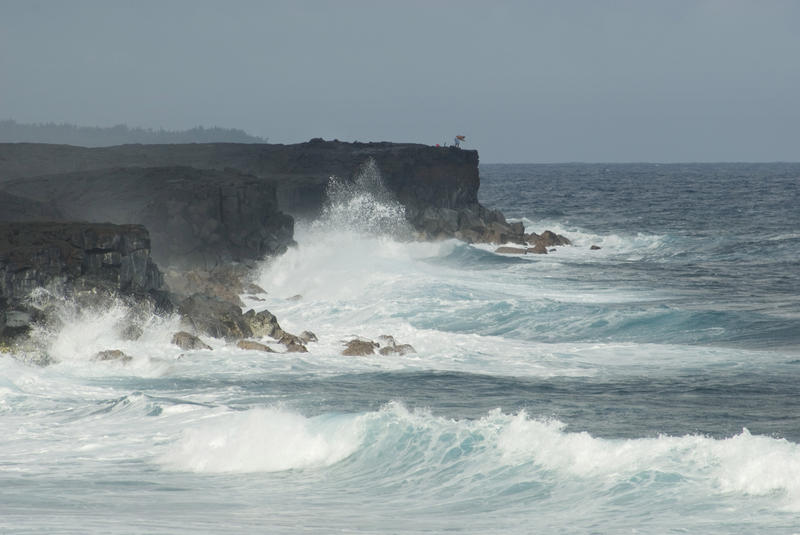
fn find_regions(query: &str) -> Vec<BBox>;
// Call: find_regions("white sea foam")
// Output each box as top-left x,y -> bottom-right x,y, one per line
356,404 -> 800,511
250,217 -> 784,379
494,411 -> 800,509
158,402 -> 800,509
19,294 -> 183,376
159,407 -> 364,473
514,216 -> 668,256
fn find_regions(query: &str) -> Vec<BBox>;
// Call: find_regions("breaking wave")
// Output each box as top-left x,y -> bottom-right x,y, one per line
157,402 -> 800,512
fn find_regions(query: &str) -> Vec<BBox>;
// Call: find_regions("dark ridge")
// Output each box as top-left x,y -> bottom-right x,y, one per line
0,119 -> 266,146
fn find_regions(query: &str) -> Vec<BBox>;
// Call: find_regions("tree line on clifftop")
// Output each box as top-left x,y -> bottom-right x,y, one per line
0,119 -> 266,146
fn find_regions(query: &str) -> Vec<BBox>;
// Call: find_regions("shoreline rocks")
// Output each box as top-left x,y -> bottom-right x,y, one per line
493,229 -> 572,255
236,340 -> 275,352
171,331 -> 213,351
176,291 -> 310,353
93,349 -> 133,363
342,335 -> 416,357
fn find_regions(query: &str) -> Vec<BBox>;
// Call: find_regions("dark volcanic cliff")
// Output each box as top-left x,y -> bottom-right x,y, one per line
0,140 -> 478,212
0,221 -> 162,300
3,166 -> 294,269
0,140 -> 512,242
0,221 -> 166,346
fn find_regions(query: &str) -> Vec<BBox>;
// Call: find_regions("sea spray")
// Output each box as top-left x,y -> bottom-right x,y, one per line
316,158 -> 412,238
11,290 -> 182,374
255,157 -> 442,307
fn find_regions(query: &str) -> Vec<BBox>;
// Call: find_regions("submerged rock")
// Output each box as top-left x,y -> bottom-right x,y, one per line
93,349 -> 133,363
342,339 -> 378,356
299,331 -> 318,343
171,331 -> 212,350
283,340 -> 308,353
495,246 -> 527,254
376,334 -> 397,347
278,332 -> 308,353
526,243 -> 548,255
343,335 -> 416,357
590,245 -> 602,250
242,282 -> 267,295
236,340 -> 275,352
120,324 -> 144,341
379,344 -> 416,356
376,334 -> 416,356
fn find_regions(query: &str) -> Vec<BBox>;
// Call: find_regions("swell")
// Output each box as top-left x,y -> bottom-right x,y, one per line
155,402 -> 800,522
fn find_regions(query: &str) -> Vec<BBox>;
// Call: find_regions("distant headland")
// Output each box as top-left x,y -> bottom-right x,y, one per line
0,119 -> 267,146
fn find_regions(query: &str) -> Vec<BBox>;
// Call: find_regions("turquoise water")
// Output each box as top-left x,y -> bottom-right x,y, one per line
1,163 -> 799,533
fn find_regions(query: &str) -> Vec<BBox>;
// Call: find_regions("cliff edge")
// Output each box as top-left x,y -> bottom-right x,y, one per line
0,140 -> 522,244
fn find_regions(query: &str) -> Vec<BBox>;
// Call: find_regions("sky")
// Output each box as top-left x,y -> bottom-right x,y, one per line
1,0 -> 798,163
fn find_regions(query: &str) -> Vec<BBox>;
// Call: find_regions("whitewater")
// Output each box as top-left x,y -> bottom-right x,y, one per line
2,162 -> 799,533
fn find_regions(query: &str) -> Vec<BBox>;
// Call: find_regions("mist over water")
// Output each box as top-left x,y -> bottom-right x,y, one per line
2,163 -> 800,533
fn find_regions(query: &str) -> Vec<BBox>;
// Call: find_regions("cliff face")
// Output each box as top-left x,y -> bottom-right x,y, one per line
3,166 -> 294,269
0,140 -> 477,207
0,221 -> 162,300
0,139 -> 519,245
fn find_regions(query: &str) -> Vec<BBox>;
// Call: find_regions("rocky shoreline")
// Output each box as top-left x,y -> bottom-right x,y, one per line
0,139 -> 573,362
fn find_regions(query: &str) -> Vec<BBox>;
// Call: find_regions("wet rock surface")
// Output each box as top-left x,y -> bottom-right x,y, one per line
178,293 -> 253,341
93,349 -> 133,363
171,331 -> 212,351
342,338 -> 379,356
236,340 -> 275,352
342,335 -> 416,357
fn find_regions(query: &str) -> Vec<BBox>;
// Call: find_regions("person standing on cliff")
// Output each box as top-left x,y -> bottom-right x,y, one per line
454,135 -> 466,148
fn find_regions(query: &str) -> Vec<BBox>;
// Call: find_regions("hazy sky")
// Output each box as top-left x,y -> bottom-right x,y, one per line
2,0 -> 798,162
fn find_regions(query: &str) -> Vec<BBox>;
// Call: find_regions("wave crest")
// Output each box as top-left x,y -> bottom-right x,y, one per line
159,407 -> 364,473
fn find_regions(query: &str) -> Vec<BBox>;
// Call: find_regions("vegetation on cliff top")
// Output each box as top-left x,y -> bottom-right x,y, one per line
0,119 -> 266,146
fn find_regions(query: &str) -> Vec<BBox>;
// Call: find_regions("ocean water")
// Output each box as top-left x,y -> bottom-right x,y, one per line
2,162 -> 800,533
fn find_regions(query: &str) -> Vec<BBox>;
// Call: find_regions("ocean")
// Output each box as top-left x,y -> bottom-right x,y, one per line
2,162 -> 799,533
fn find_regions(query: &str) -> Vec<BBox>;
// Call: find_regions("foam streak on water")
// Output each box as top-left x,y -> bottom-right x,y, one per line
1,163 -> 799,533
